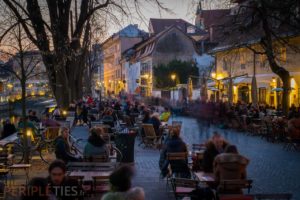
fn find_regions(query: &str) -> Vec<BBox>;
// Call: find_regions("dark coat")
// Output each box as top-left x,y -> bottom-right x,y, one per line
203,141 -> 228,173
214,153 -> 249,194
54,136 -> 79,163
1,123 -> 16,139
159,136 -> 189,178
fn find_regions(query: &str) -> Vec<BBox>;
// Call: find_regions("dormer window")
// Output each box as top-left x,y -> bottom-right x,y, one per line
187,26 -> 196,34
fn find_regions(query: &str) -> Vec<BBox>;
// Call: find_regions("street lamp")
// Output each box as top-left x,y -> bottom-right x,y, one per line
171,74 -> 176,102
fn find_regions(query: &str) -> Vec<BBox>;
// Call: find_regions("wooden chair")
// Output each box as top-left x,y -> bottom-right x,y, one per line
192,144 -> 206,152
219,195 -> 254,200
93,176 -> 110,194
254,193 -> 293,200
0,182 -> 5,200
219,179 -> 253,194
68,175 -> 84,186
171,178 -> 198,200
166,152 -> 189,186
44,127 -> 60,141
142,124 -> 160,148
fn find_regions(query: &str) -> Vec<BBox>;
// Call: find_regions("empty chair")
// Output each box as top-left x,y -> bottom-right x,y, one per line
171,178 -> 198,200
142,124 -> 160,148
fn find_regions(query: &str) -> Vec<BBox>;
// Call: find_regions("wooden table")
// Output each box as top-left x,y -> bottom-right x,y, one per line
67,162 -> 116,171
9,164 -> 31,185
68,170 -> 112,182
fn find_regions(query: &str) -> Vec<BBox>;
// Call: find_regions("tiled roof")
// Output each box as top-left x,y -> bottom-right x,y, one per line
198,9 -> 231,29
149,18 -> 206,35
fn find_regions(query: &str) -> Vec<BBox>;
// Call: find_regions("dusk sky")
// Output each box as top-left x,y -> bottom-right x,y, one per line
106,0 -> 231,35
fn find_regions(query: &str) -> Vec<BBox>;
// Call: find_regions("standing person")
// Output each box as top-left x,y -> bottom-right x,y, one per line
48,160 -> 83,200
101,166 -> 145,200
203,133 -> 228,173
1,119 -> 16,139
54,127 -> 80,163
214,145 -> 249,194
149,113 -> 162,136
52,106 -> 61,119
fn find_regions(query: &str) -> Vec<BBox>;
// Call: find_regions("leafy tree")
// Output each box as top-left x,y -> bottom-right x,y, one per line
153,60 -> 199,89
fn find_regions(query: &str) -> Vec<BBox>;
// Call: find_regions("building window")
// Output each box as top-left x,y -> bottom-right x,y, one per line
187,26 -> 196,34
240,53 -> 246,70
260,54 -> 268,69
259,88 -> 267,103
223,58 -> 228,71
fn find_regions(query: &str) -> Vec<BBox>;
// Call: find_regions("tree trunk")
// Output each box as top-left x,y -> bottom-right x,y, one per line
21,80 -> 29,164
280,73 -> 290,115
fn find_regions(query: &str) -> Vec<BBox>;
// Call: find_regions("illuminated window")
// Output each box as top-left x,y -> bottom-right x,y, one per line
280,47 -> 287,62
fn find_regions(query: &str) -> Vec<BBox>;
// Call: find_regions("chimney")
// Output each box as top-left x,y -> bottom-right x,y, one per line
209,26 -> 214,42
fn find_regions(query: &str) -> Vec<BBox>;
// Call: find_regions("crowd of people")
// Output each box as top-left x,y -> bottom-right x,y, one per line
187,100 -> 300,141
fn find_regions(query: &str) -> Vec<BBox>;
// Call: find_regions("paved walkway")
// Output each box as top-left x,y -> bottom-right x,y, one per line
50,117 -> 300,199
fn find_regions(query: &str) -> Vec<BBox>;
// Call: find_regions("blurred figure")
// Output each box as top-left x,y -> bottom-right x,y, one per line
54,127 -> 80,163
149,113 -> 161,136
160,107 -> 171,122
42,114 -> 61,128
1,119 -> 16,139
214,145 -> 249,194
84,127 -> 109,161
48,160 -> 83,200
288,113 -> 300,140
52,106 -> 61,119
29,111 -> 40,123
101,166 -> 145,200
203,133 -> 228,173
22,177 -> 49,200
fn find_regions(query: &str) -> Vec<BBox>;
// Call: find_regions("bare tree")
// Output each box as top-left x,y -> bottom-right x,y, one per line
214,0 -> 300,114
0,0 -> 169,108
0,22 -> 43,163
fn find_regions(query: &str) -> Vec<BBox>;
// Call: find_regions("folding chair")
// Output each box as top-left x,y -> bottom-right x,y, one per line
171,178 -> 198,200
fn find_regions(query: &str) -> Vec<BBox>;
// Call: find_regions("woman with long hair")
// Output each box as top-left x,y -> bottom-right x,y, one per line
54,127 -> 80,163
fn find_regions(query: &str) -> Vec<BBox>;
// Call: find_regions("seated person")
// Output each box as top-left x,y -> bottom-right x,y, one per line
102,166 -> 145,200
288,113 -> 300,140
149,113 -> 162,136
203,133 -> 228,173
28,111 -> 40,123
18,117 -> 38,139
54,127 -> 80,163
83,127 -> 109,161
159,126 -> 189,178
22,177 -> 49,200
47,160 -> 83,200
214,145 -> 249,194
142,110 -> 151,123
160,107 -> 171,122
42,114 -> 61,127
1,119 -> 16,139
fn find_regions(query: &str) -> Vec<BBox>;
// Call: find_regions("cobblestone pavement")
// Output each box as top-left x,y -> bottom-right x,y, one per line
176,116 -> 300,200
8,116 -> 298,200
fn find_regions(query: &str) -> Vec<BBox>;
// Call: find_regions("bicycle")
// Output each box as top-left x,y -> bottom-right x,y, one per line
4,132 -> 56,165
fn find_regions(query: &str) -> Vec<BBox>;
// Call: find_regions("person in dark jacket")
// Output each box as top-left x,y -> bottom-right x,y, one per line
84,127 -> 109,161
48,160 -> 83,200
1,119 -> 16,139
54,127 -> 80,163
159,126 -> 189,178
203,133 -> 228,173
22,177 -> 49,200
214,145 -> 249,194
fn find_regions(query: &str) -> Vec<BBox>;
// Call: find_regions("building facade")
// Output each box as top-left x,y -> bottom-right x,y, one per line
102,25 -> 147,95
